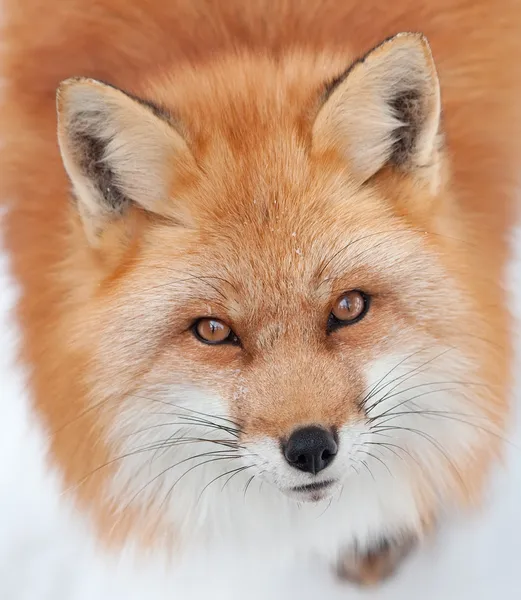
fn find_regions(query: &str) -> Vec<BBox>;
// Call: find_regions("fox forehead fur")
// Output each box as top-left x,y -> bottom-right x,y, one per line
2,0 -> 520,556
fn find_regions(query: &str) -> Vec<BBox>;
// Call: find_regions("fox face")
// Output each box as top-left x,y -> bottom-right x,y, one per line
54,34 -> 501,531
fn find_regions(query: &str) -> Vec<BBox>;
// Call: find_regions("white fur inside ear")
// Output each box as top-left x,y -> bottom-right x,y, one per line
313,33 -> 441,185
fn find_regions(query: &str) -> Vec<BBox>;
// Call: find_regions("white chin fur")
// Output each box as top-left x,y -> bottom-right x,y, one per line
106,340 -> 486,560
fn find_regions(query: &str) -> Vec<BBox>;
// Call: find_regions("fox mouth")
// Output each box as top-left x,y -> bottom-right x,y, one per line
290,479 -> 336,493
282,479 -> 338,502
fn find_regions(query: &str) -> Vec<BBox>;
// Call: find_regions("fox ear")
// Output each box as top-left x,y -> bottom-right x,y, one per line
57,78 -> 197,244
313,33 -> 441,189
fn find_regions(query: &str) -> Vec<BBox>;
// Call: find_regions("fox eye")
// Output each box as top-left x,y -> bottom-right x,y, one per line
327,290 -> 369,331
193,318 -> 239,345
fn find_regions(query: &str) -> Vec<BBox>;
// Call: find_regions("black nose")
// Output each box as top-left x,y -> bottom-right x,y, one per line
283,426 -> 338,474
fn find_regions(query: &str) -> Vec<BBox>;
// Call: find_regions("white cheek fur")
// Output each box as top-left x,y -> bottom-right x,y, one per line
238,342 -> 487,499
108,384 -> 246,537
360,344 -> 492,499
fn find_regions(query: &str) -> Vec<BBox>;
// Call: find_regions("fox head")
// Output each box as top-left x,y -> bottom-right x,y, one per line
54,33 -> 504,536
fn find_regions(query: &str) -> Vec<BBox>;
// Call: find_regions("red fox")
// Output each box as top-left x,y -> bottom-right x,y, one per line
1,0 -> 520,586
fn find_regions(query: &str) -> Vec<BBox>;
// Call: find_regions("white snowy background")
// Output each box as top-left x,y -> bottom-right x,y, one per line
0,17 -> 520,600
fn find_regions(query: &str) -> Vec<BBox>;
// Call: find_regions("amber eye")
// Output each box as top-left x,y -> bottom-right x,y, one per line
193,318 -> 238,345
328,290 -> 369,331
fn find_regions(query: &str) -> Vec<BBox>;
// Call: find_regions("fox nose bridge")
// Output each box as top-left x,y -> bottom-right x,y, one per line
238,348 -> 361,438
242,371 -> 348,439
251,388 -> 340,435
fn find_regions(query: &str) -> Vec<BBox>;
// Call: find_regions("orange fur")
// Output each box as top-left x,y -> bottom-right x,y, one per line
1,0 -> 520,548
